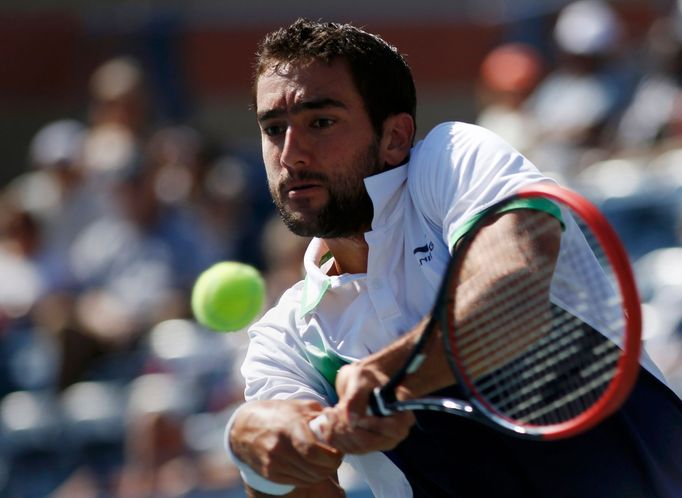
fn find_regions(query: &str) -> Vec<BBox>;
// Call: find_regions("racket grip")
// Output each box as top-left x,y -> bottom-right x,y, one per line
369,386 -> 392,416
308,403 -> 378,442
308,413 -> 327,441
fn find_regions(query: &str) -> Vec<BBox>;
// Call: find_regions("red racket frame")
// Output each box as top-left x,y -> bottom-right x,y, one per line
447,183 -> 642,440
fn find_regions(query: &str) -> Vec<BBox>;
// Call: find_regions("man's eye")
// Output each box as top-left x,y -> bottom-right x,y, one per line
263,125 -> 285,137
312,118 -> 335,129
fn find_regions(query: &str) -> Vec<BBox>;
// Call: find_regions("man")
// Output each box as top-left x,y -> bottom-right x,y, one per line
226,19 -> 682,498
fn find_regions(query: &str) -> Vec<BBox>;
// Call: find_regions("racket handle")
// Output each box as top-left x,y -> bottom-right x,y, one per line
308,403 -> 379,441
369,386 -> 392,416
308,413 -> 327,441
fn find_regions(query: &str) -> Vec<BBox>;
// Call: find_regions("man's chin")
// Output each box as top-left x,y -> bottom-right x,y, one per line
278,210 -> 321,237
276,198 -> 372,238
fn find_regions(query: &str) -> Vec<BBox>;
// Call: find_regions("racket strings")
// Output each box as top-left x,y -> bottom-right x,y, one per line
465,311 -> 621,426
515,346 -> 621,424
491,326 -> 621,424
459,302 -> 617,424
564,218 -> 624,340
453,262 -> 556,355
450,205 -> 625,427
458,300 -> 553,380
453,228 -> 560,377
452,214 -> 562,363
471,313 -> 586,394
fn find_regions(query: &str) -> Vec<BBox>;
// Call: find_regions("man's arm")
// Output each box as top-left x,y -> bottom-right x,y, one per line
229,399 -> 344,493
316,209 -> 562,453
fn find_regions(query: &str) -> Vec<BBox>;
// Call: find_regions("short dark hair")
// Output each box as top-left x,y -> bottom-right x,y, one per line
252,18 -> 417,138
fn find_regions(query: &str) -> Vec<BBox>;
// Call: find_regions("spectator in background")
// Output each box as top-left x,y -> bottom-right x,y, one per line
0,47 -> 271,496
145,126 -> 225,267
23,56 -> 238,389
0,197 -> 47,326
145,127 -> 262,268
615,4 -> 682,150
524,0 -> 637,175
88,56 -> 149,134
475,42 -> 545,155
113,373 -> 196,497
23,119 -> 109,292
3,57 -> 159,390
0,194 -> 57,396
62,155 -> 203,384
0,118 -> 108,395
81,56 -> 150,183
51,373 -> 209,498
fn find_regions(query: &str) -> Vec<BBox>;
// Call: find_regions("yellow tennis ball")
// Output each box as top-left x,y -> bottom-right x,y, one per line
191,262 -> 266,332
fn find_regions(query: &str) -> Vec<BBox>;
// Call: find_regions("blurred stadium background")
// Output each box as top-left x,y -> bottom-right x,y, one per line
0,0 -> 681,496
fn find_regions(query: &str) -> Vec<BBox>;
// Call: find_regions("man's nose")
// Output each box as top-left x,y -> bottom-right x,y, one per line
280,127 -> 311,169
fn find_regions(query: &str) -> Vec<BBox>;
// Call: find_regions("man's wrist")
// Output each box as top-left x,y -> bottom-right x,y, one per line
237,462 -> 295,496
225,405 -> 296,495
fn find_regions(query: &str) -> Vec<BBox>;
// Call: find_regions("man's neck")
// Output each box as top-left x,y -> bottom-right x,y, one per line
321,236 -> 369,275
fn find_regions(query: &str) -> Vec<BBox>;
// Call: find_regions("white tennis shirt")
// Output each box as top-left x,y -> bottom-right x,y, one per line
228,121 -> 663,497
242,122 -> 553,399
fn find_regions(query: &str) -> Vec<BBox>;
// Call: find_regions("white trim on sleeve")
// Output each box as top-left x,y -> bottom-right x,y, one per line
224,404 -> 296,495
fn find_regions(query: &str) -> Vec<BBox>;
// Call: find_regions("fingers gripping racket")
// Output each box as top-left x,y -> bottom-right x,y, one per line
312,183 -> 642,441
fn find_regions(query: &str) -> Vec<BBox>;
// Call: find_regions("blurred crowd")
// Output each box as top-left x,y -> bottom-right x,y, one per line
1,1 -> 682,497
0,52 -> 309,497
475,0 -> 682,398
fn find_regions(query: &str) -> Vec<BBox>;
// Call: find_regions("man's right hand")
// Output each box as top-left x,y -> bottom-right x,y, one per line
230,399 -> 344,487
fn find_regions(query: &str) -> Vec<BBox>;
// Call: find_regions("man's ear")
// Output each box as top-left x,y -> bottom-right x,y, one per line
380,113 -> 415,167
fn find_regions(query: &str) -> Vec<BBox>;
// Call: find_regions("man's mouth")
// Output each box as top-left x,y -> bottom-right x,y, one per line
284,181 -> 324,198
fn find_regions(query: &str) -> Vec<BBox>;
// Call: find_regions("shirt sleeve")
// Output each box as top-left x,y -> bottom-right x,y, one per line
408,122 -> 552,249
241,287 -> 337,405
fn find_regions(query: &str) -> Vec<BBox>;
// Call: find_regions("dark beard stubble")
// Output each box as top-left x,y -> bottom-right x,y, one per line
271,140 -> 382,239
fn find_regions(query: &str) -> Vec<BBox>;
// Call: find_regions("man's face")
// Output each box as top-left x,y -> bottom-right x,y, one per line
255,58 -> 383,238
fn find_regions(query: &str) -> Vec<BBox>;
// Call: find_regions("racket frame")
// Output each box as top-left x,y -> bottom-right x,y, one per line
371,183 -> 642,440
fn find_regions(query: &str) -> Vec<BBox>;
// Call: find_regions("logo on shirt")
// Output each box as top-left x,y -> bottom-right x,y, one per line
413,241 -> 434,266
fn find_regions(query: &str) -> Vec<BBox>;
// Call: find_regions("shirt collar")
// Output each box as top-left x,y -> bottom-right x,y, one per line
299,164 -> 409,316
365,164 -> 408,229
301,238 -> 333,316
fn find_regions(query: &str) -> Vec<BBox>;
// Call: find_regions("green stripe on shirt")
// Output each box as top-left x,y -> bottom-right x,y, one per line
449,197 -> 564,249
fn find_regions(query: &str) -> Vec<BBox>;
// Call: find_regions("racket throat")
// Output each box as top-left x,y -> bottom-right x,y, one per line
370,386 -> 396,416
370,385 -> 477,418
407,353 -> 427,374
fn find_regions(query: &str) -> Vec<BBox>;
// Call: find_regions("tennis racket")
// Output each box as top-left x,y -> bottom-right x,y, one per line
311,182 -> 642,441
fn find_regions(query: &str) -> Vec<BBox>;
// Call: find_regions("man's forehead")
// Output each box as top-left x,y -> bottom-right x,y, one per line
255,59 -> 356,111
260,57 -> 344,80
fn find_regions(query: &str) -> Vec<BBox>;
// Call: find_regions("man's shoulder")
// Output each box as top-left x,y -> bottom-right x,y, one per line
407,121 -> 479,182
409,121 -> 523,177
246,280 -> 307,345
266,280 -> 305,316
248,279 -> 303,329
415,121 -> 506,153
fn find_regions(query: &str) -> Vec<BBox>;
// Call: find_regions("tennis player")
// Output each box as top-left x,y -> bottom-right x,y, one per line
225,19 -> 682,498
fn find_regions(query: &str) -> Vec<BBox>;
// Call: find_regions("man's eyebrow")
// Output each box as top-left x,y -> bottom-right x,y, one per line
257,98 -> 348,122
